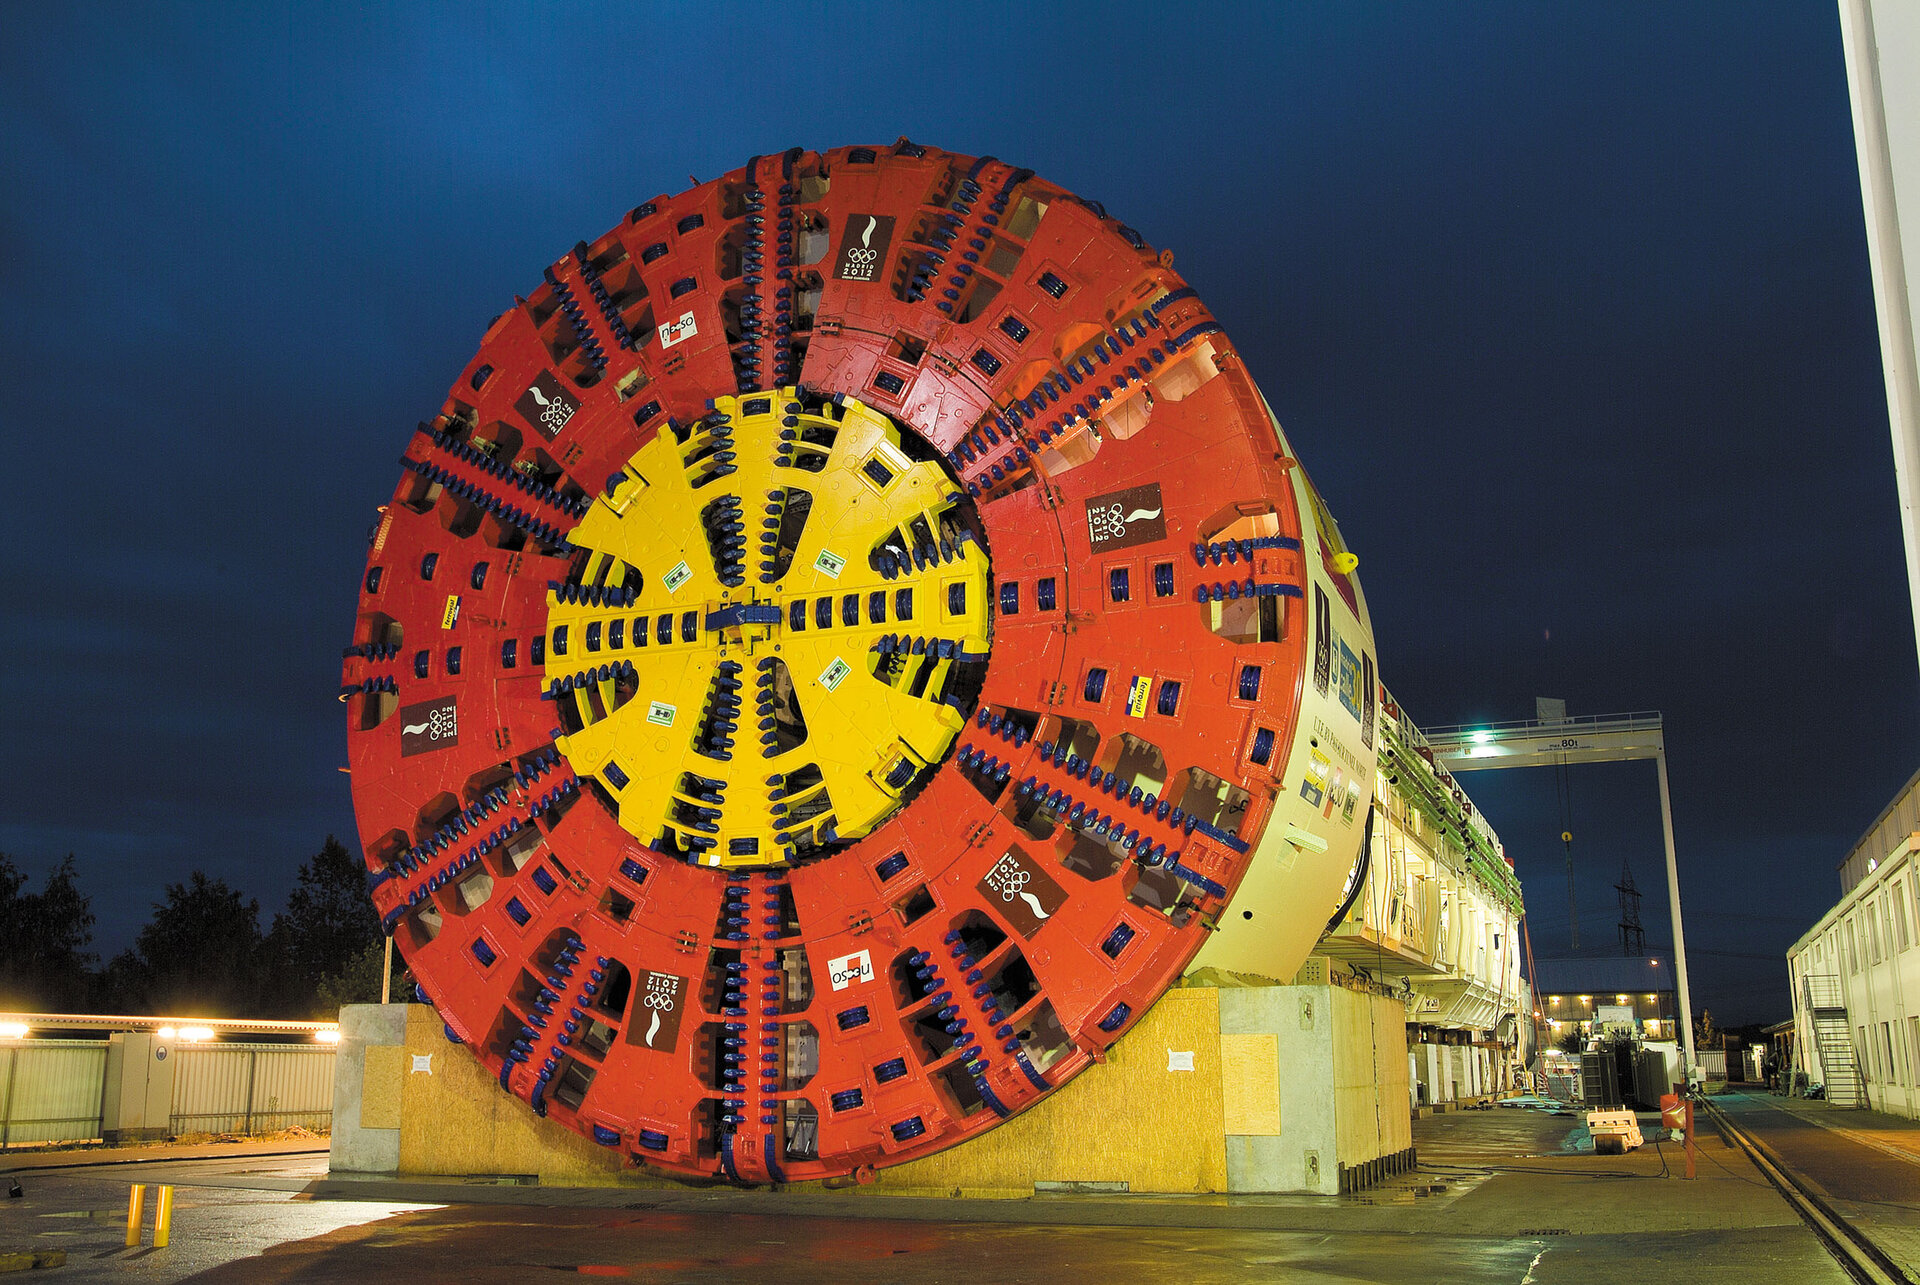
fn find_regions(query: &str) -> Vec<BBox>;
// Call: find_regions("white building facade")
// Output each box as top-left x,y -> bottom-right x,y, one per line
1788,767 -> 1920,1112
1786,0 -> 1920,1116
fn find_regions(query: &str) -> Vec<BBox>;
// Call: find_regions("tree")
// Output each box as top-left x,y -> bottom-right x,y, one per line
4,837 -> 387,1018
122,873 -> 265,1016
314,939 -> 408,1013
0,854 -> 97,1011
264,836 -> 381,1016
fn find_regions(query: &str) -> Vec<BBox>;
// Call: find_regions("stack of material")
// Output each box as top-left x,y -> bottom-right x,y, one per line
1586,1107 -> 1645,1154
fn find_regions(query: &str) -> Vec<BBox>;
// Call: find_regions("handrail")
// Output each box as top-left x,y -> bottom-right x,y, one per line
1424,711 -> 1664,739
1378,746 -> 1523,910
1801,974 -> 1845,1011
1374,685 -> 1525,913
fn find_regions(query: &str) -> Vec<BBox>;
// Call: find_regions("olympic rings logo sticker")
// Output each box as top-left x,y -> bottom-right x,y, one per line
984,854 -> 1031,902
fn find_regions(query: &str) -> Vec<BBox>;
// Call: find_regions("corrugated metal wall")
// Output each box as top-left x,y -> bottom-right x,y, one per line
1840,768 -> 1920,893
167,1044 -> 335,1135
0,1041 -> 108,1146
0,1040 -> 337,1149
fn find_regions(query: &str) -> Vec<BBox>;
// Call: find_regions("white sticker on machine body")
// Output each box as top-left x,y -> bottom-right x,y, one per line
659,311 -> 699,348
828,949 -> 875,991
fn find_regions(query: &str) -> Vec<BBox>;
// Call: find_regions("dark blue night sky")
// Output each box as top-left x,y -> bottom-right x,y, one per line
0,3 -> 1903,1024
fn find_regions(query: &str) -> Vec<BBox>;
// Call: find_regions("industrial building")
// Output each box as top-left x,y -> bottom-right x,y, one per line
1530,956 -> 1679,1045
1787,766 -> 1920,1110
1316,685 -> 1528,1110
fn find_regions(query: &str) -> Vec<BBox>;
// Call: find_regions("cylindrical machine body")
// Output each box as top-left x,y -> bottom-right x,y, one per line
342,142 -> 1378,1181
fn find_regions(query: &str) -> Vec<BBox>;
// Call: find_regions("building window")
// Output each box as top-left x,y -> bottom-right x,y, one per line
1896,881 -> 1912,950
1849,921 -> 1860,975
1884,1022 -> 1898,1087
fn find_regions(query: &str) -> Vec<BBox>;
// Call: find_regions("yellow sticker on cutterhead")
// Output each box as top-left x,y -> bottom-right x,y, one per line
1126,675 -> 1151,718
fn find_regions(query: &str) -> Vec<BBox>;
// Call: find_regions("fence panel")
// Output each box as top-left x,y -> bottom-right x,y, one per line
1,1041 -> 107,1147
168,1044 -> 335,1135
245,1045 -> 336,1132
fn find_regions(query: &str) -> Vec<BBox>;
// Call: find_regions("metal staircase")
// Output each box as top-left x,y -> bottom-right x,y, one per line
1803,974 -> 1863,1107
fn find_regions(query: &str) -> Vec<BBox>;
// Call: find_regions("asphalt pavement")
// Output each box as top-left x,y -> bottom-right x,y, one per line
0,1103 -> 1862,1283
1715,1086 -> 1920,1274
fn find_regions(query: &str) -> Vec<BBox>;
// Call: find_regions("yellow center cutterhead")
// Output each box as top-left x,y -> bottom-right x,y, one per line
541,390 -> 992,867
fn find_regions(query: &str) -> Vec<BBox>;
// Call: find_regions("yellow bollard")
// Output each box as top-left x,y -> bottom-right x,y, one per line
124,1184 -> 146,1248
152,1186 -> 173,1249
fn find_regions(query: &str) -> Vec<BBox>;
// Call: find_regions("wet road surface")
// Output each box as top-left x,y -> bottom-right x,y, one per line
0,1107 -> 1857,1283
1717,1088 -> 1920,1274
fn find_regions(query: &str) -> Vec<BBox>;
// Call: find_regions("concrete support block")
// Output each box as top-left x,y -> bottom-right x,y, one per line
1222,985 -> 1337,1194
1219,983 -> 1411,1195
328,1003 -> 409,1175
346,984 -> 1414,1198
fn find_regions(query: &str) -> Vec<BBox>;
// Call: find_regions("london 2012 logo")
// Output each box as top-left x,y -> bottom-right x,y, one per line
1084,482 -> 1167,553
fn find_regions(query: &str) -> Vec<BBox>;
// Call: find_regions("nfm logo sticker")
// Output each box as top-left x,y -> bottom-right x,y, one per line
827,948 -> 875,992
